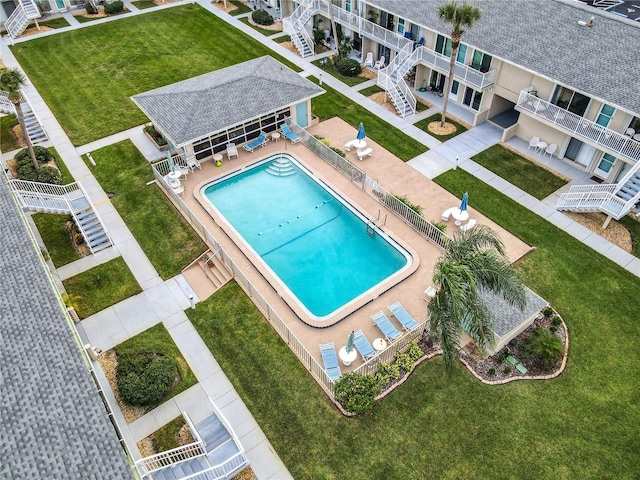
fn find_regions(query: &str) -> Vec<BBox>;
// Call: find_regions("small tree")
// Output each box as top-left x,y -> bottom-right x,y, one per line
0,67 -> 38,170
437,1 -> 482,128
521,328 -> 564,370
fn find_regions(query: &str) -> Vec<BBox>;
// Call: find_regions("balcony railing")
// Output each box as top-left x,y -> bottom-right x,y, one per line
516,90 -> 640,163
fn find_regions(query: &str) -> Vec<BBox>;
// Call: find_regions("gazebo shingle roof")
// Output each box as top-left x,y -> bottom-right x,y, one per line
132,56 -> 325,147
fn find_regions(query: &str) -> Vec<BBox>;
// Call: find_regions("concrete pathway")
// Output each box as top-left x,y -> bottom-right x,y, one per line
1,3 -> 638,480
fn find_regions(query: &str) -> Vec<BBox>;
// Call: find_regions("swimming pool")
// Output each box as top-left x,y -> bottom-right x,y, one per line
200,154 -> 412,322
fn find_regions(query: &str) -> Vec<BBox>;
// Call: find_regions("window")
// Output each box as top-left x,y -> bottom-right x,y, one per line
550,86 -> 590,116
596,104 -> 615,127
345,0 -> 351,12
397,18 -> 405,34
435,34 -> 452,57
456,44 -> 467,63
471,49 -> 492,72
463,86 -> 483,111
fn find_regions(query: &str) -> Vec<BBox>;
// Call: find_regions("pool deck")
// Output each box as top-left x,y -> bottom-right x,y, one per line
175,117 -> 533,372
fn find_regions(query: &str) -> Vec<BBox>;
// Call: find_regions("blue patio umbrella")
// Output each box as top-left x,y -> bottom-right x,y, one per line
459,192 -> 469,212
356,122 -> 366,140
166,151 -> 176,172
346,331 -> 355,353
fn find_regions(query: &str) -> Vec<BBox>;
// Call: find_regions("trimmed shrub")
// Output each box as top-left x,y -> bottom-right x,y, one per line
116,353 -> 177,406
503,366 -> 512,374
488,368 -> 496,376
36,165 -> 62,185
406,341 -> 424,362
15,145 -> 52,166
104,1 -> 124,14
541,306 -> 554,318
85,3 -> 97,14
329,146 -> 345,157
376,362 -> 400,386
334,372 -> 380,414
251,8 -> 273,25
16,162 -> 38,181
395,351 -> 414,373
552,316 -> 562,326
333,57 -> 361,77
521,327 -> 564,370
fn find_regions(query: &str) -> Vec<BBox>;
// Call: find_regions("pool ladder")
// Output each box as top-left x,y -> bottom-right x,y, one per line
366,210 -> 387,237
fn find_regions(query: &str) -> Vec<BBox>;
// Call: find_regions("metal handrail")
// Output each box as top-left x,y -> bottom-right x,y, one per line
517,90 -> 640,163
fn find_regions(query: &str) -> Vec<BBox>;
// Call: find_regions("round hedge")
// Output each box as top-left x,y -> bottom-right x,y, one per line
15,146 -> 53,166
334,372 -> 380,414
333,57 -> 362,77
252,9 -> 273,25
116,353 -> 177,407
36,165 -> 62,185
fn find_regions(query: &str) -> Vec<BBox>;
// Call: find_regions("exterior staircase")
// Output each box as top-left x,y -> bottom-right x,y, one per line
282,0 -> 315,58
4,0 -> 41,40
0,90 -> 48,145
199,251 -> 232,290
9,179 -> 112,254
136,406 -> 248,480
556,161 -> 640,221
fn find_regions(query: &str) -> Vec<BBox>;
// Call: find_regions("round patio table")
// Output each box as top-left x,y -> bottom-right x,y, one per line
452,208 -> 469,226
339,346 -> 357,366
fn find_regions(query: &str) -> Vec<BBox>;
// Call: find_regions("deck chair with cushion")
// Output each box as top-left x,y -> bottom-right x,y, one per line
388,301 -> 419,330
353,330 -> 376,360
280,123 -> 301,144
243,131 -> 269,152
319,342 -> 341,382
226,143 -> 239,160
371,311 -> 403,342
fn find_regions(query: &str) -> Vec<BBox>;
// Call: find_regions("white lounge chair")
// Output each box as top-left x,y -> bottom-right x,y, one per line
460,219 -> 477,233
374,56 -> 385,69
226,143 -> 239,160
364,52 -> 373,67
357,148 -> 373,160
441,207 -> 457,221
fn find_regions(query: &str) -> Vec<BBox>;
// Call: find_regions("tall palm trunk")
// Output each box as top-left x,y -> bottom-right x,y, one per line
328,0 -> 339,52
440,34 -> 460,128
11,96 -> 38,171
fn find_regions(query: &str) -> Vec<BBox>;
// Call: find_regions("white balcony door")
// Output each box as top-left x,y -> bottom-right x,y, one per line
594,152 -> 616,179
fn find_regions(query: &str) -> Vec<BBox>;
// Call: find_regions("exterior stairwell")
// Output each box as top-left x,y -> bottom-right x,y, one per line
199,251 -> 232,290
556,161 -> 640,223
0,90 -> 48,145
4,0 -> 41,40
282,0 -> 315,58
9,179 -> 112,254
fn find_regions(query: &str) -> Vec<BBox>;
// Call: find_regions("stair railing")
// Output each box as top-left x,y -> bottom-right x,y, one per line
134,425 -> 206,477
612,159 -> 640,196
19,89 -> 49,142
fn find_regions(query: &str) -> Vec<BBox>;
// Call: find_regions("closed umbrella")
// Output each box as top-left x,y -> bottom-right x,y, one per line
353,122 -> 367,149
459,192 -> 468,212
346,331 -> 355,353
453,192 -> 470,226
167,151 -> 176,172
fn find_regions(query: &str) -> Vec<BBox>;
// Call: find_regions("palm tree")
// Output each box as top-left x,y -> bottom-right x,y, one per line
437,1 -> 482,128
427,224 -> 526,370
0,67 -> 38,170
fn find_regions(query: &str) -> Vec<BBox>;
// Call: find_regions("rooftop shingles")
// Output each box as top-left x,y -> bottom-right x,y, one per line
132,56 -> 325,146
368,0 -> 640,114
0,179 -> 134,480
480,287 -> 549,338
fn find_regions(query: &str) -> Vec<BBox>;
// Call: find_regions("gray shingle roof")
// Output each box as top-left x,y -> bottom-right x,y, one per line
479,286 -> 548,338
0,179 -> 134,480
368,0 -> 640,114
131,56 -> 325,146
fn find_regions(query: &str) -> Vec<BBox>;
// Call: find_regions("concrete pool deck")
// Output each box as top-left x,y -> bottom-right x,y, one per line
172,117 -> 533,372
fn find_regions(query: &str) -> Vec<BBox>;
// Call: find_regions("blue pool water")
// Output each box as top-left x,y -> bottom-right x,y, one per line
201,154 -> 410,320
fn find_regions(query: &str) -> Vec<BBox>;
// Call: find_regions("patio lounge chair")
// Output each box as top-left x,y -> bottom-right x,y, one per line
226,143 -> 239,160
243,131 -> 269,152
280,123 -> 301,144
388,301 -> 419,330
319,342 -> 341,382
371,311 -> 403,342
353,330 -> 376,360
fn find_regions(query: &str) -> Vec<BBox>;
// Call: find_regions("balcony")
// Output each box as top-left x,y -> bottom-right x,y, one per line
516,90 -> 640,163
413,48 -> 495,90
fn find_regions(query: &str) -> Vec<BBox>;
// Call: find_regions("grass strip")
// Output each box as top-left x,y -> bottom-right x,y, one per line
84,140 -> 206,279
115,323 -> 197,401
312,59 -> 370,87
471,144 -> 568,200
238,17 -> 281,36
228,0 -> 252,16
28,16 -> 70,29
32,213 -> 80,267
357,85 -> 384,97
309,78 -> 427,161
619,215 -> 640,257
132,0 -> 158,9
414,112 -> 468,142
0,115 -> 21,152
62,256 -> 141,318
12,4 -> 298,145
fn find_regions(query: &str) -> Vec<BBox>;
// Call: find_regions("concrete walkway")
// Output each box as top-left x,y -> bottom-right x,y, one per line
1,2 -> 638,479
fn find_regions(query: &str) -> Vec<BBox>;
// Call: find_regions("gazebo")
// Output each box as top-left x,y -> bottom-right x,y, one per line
131,55 -> 325,161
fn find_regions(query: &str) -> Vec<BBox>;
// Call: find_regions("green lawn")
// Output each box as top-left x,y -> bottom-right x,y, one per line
48,146 -> 74,184
32,213 -> 80,267
471,144 -> 568,200
312,59 -> 370,87
28,17 -> 70,29
619,215 -> 640,257
310,78 -> 427,161
62,257 -> 141,318
132,0 -> 158,10
0,115 -> 21,152
228,0 -> 252,16
414,113 -> 468,142
84,140 -> 206,279
115,323 -> 197,402
358,85 -> 384,97
273,34 -> 291,43
151,416 -> 187,452
12,4 -> 298,146
188,167 -> 640,478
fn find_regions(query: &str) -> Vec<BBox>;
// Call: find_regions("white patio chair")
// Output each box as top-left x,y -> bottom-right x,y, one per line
364,52 -> 373,67
441,207 -> 457,221
625,128 -> 635,137
460,219 -> 477,233
344,140 -> 356,152
186,156 -> 201,172
374,56 -> 385,69
226,143 -> 239,160
528,136 -> 539,150
357,147 -> 373,160
545,143 -> 557,158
